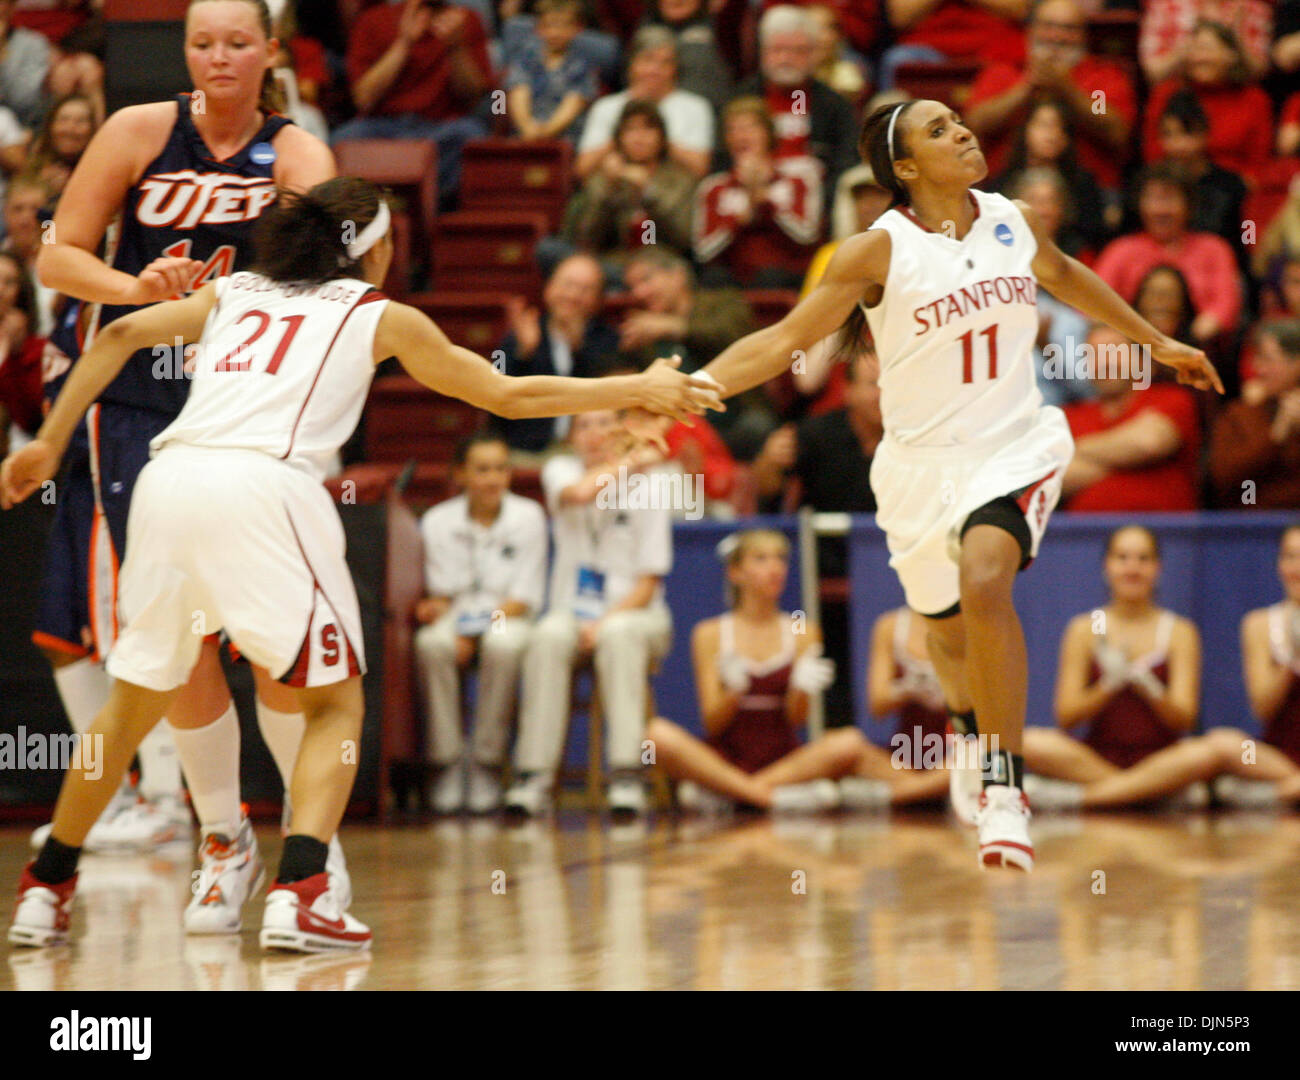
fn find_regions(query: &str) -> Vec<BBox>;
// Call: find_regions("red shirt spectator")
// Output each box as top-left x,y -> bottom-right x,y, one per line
663,415 -> 737,502
1064,382 -> 1201,512
967,56 -> 1136,188
346,2 -> 491,123
695,99 -> 823,289
892,0 -> 1027,67
1139,0 -> 1274,83
761,0 -> 882,56
1141,19 -> 1274,182
1093,163 -> 1242,340
0,332 -> 43,443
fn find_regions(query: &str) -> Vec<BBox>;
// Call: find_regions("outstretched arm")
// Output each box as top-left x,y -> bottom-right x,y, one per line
1017,200 -> 1224,394
699,229 -> 890,399
376,301 -> 723,426
1,285 -> 218,508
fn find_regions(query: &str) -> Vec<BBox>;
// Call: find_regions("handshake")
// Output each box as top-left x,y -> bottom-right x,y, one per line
1095,640 -> 1164,699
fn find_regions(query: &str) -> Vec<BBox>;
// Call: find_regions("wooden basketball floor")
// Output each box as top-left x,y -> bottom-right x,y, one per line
4,810 -> 1300,991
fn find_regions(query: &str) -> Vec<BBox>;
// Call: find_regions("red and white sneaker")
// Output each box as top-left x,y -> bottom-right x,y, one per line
8,865 -> 78,947
975,785 -> 1034,871
184,816 -> 265,935
260,873 -> 370,953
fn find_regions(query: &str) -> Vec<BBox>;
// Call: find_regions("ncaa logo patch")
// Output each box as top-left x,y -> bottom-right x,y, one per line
249,141 -> 277,165
994,223 -> 1014,246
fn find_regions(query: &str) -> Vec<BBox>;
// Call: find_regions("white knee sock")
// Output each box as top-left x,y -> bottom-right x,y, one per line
169,704 -> 241,832
255,701 -> 306,792
136,722 -> 183,800
52,658 -> 109,735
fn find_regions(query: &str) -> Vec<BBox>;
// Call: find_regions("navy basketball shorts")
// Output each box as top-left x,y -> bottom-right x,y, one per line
34,402 -> 174,661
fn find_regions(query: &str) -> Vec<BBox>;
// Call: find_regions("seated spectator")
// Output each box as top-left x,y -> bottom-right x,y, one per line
269,3 -> 331,143
966,0 -> 1136,193
500,0 -> 621,91
879,0 -> 1029,91
694,97 -> 823,290
504,408 -> 674,817
994,99 -> 1110,255
643,0 -> 733,110
563,100 -> 696,276
505,0 -> 598,144
1007,168 -> 1093,407
866,605 -> 949,756
1142,19 -> 1274,184
0,249 -> 42,455
1020,525 -> 1300,809
1140,0 -> 1274,83
20,91 -> 95,206
1262,254 -> 1300,321
489,253 -> 618,460
1,174 -> 52,332
1093,163 -> 1242,346
335,0 -> 492,201
1151,87 -> 1247,254
758,0 -> 883,63
575,26 -> 714,181
1209,319 -> 1300,509
646,529 -> 949,812
805,3 -> 868,103
1133,263 -> 1196,347
1061,325 -> 1201,512
750,347 -> 881,721
413,433 -> 548,814
0,101 -> 27,210
724,6 -> 856,209
618,247 -> 775,459
1240,525 -> 1300,768
792,163 -> 893,409
0,0 -> 52,128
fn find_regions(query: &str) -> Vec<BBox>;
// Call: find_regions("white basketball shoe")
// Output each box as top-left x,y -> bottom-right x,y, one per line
975,785 -> 1034,871
260,873 -> 371,953
184,816 -> 265,934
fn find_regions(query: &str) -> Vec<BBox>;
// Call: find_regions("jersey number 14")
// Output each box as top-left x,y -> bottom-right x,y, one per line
959,324 -> 998,384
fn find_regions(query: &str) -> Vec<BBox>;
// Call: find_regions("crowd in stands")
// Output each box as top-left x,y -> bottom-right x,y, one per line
2,1 -> 1300,814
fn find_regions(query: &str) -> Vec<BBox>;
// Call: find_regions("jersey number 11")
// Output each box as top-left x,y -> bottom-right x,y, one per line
959,324 -> 998,384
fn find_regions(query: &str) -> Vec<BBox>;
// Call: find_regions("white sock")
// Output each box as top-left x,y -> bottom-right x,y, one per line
169,704 -> 241,832
137,722 -> 183,799
52,658 -> 109,735
255,700 -> 306,792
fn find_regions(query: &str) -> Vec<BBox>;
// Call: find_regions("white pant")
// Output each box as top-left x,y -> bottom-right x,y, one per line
514,607 -> 672,774
415,612 -> 532,766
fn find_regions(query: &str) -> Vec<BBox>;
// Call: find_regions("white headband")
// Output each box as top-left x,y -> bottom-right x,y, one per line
886,104 -> 906,165
343,200 -> 390,264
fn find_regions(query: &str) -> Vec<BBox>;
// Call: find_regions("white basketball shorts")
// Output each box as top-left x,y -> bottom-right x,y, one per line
107,445 -> 366,691
869,406 -> 1075,616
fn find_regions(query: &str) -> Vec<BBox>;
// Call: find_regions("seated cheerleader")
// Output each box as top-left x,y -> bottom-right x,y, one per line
1023,525 -> 1300,809
1231,525 -> 1300,799
867,605 -> 950,768
645,528 -> 950,811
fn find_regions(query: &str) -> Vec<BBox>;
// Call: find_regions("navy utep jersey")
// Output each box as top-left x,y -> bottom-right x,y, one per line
46,94 -> 294,417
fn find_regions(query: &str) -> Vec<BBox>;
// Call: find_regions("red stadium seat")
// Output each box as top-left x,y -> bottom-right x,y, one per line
403,291 -> 515,354
892,61 -> 983,109
460,138 -> 575,232
431,210 -> 548,299
334,139 -> 439,294
363,375 -> 486,463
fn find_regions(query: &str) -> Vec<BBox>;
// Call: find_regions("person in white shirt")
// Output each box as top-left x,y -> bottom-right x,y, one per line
574,25 -> 714,181
506,408 -> 673,816
415,433 -> 548,813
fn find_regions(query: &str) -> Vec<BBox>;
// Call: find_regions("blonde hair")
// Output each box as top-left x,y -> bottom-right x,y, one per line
187,0 -> 285,114
719,528 -> 791,607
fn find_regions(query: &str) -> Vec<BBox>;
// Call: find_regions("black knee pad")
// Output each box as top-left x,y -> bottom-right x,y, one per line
961,494 -> 1033,570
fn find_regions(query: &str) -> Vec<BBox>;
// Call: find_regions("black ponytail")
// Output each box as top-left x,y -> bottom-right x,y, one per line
251,176 -> 386,284
835,102 -> 913,358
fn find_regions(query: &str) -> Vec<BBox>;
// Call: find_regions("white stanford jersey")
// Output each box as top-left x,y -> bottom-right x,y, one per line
152,271 -> 389,480
863,189 -> 1042,448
